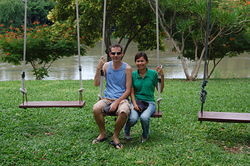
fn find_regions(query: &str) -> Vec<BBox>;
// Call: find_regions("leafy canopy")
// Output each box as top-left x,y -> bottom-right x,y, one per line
0,22 -> 84,79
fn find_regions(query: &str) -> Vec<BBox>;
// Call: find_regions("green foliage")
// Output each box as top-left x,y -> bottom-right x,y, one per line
28,0 -> 55,25
113,0 -> 157,50
0,0 -> 24,27
161,0 -> 250,60
0,0 -> 55,27
33,67 -> 49,80
0,23 -> 85,79
0,79 -> 249,165
49,0 -> 161,52
209,30 -> 250,60
159,0 -> 250,79
49,0 -> 102,47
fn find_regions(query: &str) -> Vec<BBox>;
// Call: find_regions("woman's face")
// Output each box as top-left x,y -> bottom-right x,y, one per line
135,56 -> 148,70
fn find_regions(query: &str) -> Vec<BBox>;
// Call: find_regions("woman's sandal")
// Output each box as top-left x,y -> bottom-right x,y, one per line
110,141 -> 123,149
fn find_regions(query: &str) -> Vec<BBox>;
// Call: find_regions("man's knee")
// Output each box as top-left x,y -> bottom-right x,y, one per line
93,103 -> 103,114
118,111 -> 128,119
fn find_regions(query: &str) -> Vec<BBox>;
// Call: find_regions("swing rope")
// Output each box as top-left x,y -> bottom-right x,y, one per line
20,0 -> 28,104
200,0 -> 211,115
197,0 -> 250,123
19,0 -> 85,108
76,0 -> 84,101
98,0 -> 107,99
155,0 -> 163,114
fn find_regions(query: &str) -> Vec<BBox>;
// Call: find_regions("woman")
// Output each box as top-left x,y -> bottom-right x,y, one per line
124,52 -> 164,142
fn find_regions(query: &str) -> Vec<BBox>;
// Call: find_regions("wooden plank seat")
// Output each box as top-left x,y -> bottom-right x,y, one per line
105,111 -> 162,118
198,111 -> 250,123
19,101 -> 85,108
151,111 -> 163,118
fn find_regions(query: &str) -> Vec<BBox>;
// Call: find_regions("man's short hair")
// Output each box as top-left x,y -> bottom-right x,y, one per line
108,44 -> 123,53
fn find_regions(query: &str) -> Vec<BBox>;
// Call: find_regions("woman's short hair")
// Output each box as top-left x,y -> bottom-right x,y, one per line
134,52 -> 148,62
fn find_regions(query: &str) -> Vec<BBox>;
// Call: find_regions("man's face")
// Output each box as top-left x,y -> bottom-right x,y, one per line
109,47 -> 123,62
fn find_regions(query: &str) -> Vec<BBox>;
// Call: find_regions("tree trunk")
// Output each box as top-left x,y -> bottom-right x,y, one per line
180,56 -> 190,79
207,57 -> 223,79
148,0 -> 211,81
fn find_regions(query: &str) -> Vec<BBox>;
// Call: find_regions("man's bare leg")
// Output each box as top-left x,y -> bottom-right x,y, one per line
111,112 -> 127,148
93,103 -> 106,143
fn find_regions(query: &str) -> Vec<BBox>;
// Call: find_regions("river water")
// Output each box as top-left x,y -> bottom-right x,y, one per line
0,43 -> 249,81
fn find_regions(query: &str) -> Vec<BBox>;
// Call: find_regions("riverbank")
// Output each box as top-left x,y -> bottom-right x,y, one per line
0,79 -> 249,165
1,52 -> 250,81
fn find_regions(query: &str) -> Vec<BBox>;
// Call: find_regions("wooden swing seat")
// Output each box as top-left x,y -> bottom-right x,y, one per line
198,111 -> 250,123
105,111 -> 162,118
19,101 -> 85,109
151,111 -> 163,118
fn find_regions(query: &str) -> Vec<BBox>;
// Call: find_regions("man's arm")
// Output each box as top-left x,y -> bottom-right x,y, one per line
156,66 -> 164,92
94,56 -> 106,86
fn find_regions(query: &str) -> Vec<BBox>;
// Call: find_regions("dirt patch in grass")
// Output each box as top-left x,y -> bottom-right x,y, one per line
224,145 -> 250,154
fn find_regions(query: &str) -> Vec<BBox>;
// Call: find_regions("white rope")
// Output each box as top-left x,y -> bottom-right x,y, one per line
155,0 -> 162,103
155,0 -> 160,67
101,0 -> 107,57
99,0 -> 107,98
75,0 -> 83,93
20,0 -> 28,94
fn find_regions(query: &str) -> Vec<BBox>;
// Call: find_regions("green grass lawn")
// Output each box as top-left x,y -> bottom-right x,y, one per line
0,79 -> 249,165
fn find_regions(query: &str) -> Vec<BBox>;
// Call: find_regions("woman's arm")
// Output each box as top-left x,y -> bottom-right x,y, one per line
131,87 -> 140,111
156,66 -> 164,92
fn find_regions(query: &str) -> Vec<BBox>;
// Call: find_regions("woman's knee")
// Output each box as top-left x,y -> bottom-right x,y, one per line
129,116 -> 138,123
140,115 -> 150,122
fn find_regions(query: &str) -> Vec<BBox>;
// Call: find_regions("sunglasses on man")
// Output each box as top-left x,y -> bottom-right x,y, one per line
110,52 -> 122,55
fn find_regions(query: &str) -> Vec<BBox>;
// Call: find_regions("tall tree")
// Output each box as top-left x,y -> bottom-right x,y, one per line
149,0 -> 250,80
0,23 -> 84,80
0,0 -> 55,27
28,0 -> 55,25
0,0 -> 24,27
49,0 -> 159,56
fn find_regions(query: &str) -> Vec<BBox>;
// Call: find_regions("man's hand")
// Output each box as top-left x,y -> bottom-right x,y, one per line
97,56 -> 106,70
109,100 -> 119,112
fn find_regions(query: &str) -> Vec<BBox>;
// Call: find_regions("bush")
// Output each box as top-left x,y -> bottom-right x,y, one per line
0,22 -> 85,79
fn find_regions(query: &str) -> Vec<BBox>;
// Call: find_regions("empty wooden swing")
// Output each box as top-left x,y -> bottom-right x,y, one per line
19,0 -> 85,109
197,0 -> 250,123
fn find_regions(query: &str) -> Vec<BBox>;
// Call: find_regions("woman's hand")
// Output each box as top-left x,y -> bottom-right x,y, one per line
134,104 -> 142,112
156,65 -> 164,77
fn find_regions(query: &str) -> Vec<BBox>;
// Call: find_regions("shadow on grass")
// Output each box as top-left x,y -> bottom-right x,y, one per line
206,126 -> 250,153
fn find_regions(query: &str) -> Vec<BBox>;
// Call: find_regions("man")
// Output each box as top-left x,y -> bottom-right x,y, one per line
92,44 -> 132,149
